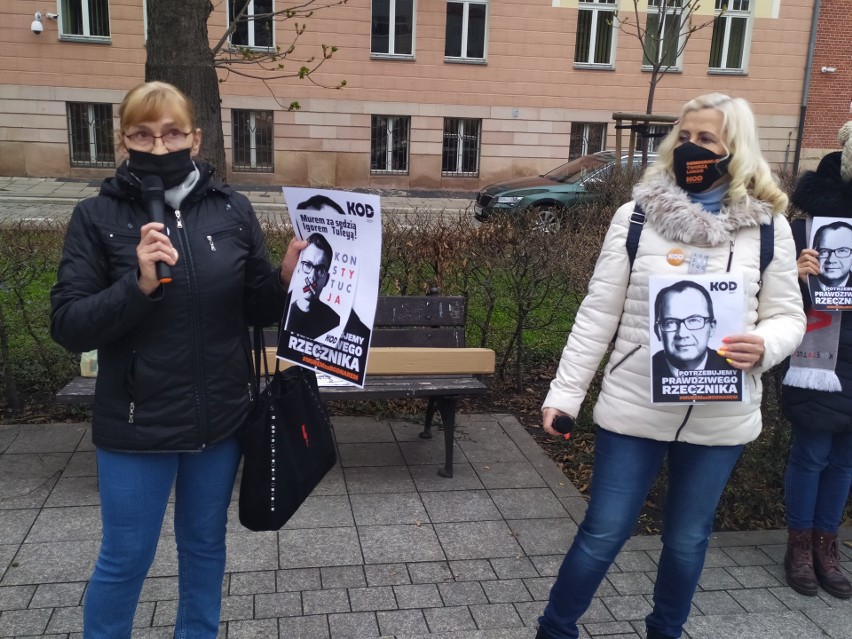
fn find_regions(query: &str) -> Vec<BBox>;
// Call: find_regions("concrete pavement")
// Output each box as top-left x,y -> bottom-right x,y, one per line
0,415 -> 850,638
1,174 -> 850,636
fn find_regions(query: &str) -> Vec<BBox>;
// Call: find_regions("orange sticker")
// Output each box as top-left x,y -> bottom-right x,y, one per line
667,248 -> 686,266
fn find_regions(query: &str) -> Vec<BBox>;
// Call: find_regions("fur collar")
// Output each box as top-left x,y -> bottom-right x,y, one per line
632,174 -> 774,248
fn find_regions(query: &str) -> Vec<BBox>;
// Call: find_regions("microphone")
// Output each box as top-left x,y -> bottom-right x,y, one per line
552,415 -> 574,441
141,175 -> 173,284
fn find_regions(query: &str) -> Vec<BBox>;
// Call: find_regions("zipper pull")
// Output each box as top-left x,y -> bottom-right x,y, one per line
247,382 -> 254,402
207,235 -> 216,251
175,210 -> 183,229
128,401 -> 135,424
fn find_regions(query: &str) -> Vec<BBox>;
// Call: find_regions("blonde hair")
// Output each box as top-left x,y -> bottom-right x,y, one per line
116,81 -> 197,149
644,93 -> 788,213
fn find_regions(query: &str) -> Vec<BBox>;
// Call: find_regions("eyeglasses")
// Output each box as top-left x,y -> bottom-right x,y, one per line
817,247 -> 852,260
123,129 -> 192,151
300,260 -> 328,278
658,316 -> 712,333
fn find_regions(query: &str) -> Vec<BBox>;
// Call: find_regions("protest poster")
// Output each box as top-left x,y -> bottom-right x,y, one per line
648,273 -> 745,404
807,217 -> 852,311
277,187 -> 381,387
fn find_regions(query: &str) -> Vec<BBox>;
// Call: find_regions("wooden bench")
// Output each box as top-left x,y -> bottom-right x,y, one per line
55,295 -> 495,478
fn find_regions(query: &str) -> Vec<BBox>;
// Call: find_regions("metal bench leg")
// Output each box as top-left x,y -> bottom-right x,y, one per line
436,397 -> 456,478
420,396 -> 438,440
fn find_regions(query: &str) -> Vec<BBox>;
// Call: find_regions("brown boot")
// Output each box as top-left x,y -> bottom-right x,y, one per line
812,530 -> 852,599
784,528 -> 819,596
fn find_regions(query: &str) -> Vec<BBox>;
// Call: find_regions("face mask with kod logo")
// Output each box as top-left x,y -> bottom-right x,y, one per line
673,142 -> 731,194
128,148 -> 195,189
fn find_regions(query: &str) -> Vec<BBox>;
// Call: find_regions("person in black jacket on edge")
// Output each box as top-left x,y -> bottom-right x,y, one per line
781,121 -> 852,600
50,81 -> 306,638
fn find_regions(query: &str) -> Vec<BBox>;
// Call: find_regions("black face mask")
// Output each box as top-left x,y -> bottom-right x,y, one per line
128,148 -> 195,189
673,142 -> 731,194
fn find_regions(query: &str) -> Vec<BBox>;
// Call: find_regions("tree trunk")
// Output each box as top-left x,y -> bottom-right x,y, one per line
145,0 -> 226,177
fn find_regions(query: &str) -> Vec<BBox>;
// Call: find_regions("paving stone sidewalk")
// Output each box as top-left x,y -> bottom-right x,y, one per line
0,414 -> 850,638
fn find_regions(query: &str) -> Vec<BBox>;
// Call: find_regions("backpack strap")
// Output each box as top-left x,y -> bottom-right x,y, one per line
759,218 -> 774,274
626,203 -> 646,269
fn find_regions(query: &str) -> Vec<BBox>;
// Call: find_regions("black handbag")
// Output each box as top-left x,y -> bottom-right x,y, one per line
238,325 -> 337,532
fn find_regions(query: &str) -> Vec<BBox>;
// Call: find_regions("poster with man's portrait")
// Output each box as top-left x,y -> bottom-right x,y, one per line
648,274 -> 745,404
277,187 -> 381,387
808,217 -> 852,311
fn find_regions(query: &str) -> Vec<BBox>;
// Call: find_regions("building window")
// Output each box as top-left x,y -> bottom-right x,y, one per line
371,0 -> 414,57
575,0 -> 616,66
442,118 -> 480,177
569,123 -> 607,159
232,110 -> 274,172
229,0 -> 274,49
67,103 -> 115,168
445,1 -> 487,61
709,0 -> 751,72
643,124 -> 673,153
60,0 -> 110,39
371,116 -> 410,175
643,0 -> 684,69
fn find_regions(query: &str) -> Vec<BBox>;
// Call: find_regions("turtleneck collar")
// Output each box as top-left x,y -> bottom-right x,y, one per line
686,182 -> 728,214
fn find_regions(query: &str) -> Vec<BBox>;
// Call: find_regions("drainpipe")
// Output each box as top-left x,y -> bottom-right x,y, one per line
793,0 -> 821,176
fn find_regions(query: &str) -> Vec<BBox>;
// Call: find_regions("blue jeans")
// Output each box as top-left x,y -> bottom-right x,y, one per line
784,426 -> 852,532
538,428 -> 744,639
84,438 -> 241,639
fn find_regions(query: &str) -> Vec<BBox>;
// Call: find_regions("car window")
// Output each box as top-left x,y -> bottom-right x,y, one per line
543,155 -> 608,184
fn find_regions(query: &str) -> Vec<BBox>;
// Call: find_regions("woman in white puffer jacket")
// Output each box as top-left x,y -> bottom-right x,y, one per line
535,94 -> 806,639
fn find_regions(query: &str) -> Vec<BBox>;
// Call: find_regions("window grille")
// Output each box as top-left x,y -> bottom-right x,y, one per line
442,118 -> 481,177
232,110 -> 274,172
370,115 -> 410,174
67,102 -> 115,168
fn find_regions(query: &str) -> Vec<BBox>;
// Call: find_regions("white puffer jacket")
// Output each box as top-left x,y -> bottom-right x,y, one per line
544,175 -> 806,446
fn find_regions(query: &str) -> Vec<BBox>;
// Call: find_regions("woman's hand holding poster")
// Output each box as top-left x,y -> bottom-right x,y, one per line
277,188 -> 381,387
808,217 -> 852,311
648,273 -> 745,403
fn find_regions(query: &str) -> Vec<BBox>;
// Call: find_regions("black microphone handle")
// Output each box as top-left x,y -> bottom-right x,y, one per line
552,415 -> 574,439
147,197 -> 173,283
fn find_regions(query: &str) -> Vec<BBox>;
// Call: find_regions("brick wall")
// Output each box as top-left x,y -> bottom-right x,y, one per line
802,0 -> 852,150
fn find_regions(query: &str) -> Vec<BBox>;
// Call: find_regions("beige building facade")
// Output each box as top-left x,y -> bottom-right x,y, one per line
0,1 -> 820,189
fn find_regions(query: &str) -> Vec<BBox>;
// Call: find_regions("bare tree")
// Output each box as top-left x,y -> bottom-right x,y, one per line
615,0 -> 720,115
146,0 -> 347,175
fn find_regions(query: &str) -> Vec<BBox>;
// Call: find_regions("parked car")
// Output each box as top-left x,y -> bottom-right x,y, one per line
473,151 -> 656,232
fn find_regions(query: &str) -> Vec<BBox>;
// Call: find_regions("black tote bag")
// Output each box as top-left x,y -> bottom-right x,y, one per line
238,326 -> 337,532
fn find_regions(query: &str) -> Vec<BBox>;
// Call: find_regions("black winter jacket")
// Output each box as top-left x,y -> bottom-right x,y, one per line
51,162 -> 287,451
781,152 -> 852,434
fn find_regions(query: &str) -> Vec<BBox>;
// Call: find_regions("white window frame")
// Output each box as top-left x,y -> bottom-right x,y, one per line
371,115 -> 411,175
642,0 -> 685,71
232,110 -> 274,173
442,118 -> 481,177
574,0 -> 617,68
229,0 -> 275,50
59,0 -> 111,42
708,0 -> 752,73
371,0 -> 416,59
569,123 -> 607,158
444,0 -> 488,63
67,102 -> 115,168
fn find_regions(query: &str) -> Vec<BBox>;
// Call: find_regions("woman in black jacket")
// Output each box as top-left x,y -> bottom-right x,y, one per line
50,81 -> 305,638
781,121 -> 852,600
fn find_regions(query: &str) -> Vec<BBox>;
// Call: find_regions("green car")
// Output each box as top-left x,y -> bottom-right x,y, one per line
473,151 -> 655,232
